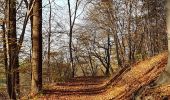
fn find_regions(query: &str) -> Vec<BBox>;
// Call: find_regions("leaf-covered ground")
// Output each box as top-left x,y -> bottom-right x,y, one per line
137,82 -> 170,99
34,52 -> 168,100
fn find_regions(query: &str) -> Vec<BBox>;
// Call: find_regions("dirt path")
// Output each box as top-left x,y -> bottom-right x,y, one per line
36,52 -> 168,100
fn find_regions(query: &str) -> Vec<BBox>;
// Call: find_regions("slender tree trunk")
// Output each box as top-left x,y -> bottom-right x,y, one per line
6,0 -> 19,99
127,1 -> 132,64
30,0 -> 33,86
89,54 -> 95,76
47,0 -> 52,82
30,0 -> 33,61
69,28 -> 74,77
67,0 -> 79,77
1,21 -> 8,97
105,33 -> 111,76
31,0 -> 42,95
114,34 -> 122,67
68,0 -> 74,77
1,22 -> 7,75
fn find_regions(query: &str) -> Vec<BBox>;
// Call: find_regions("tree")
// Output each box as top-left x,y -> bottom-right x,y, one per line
2,0 -> 36,98
67,0 -> 80,77
6,0 -> 19,99
47,0 -> 52,82
101,0 -> 113,76
156,0 -> 170,84
86,0 -> 114,75
141,0 -> 166,56
31,0 -> 42,95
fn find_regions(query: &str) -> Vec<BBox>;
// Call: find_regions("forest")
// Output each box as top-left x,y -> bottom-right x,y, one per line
0,0 -> 170,100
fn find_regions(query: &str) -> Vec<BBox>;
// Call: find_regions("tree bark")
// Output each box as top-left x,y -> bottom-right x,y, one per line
1,21 -> 8,98
68,0 -> 74,77
6,0 -> 19,99
105,33 -> 111,76
156,0 -> 170,84
31,0 -> 42,95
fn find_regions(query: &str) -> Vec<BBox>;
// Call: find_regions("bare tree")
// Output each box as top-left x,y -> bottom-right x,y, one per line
47,0 -> 52,82
67,0 -> 80,77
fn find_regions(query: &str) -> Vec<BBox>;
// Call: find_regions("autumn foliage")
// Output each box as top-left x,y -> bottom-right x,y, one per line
33,52 -> 168,100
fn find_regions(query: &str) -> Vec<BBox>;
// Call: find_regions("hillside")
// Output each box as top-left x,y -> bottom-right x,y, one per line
32,52 -> 168,100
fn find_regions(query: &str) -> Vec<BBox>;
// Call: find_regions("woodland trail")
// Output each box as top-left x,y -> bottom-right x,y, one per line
36,52 -> 168,100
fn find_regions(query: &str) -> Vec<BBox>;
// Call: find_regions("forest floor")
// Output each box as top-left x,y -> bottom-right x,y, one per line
30,52 -> 170,100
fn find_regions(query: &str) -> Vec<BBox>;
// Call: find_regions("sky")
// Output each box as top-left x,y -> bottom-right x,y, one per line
0,0 -> 91,60
40,0 -> 88,57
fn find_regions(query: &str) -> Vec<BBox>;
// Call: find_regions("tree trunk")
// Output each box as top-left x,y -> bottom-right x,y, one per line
127,1 -> 132,64
156,0 -> 170,84
6,0 -> 19,99
68,0 -> 75,77
105,33 -> 111,76
1,21 -> 8,97
67,0 -> 79,77
46,0 -> 52,82
31,0 -> 42,95
114,34 -> 122,67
